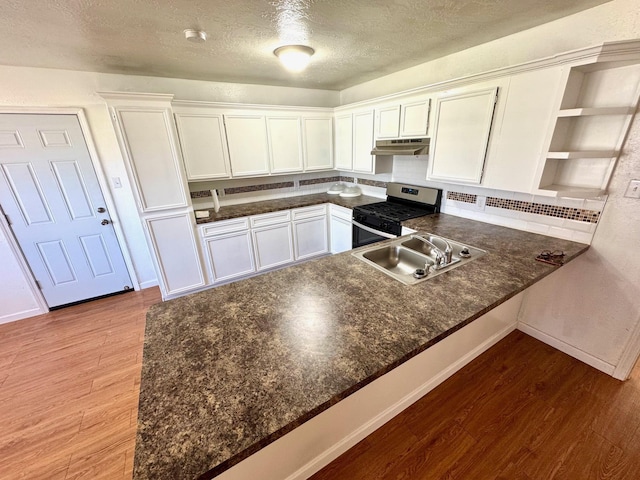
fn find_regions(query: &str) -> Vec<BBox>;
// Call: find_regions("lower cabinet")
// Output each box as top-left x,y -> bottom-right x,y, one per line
250,210 -> 294,271
329,205 -> 353,253
292,205 -> 329,260
204,231 -> 256,282
144,211 -> 206,298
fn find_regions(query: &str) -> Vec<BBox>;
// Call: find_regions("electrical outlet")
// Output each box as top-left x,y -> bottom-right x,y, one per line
624,180 -> 640,199
111,177 -> 122,189
476,196 -> 487,210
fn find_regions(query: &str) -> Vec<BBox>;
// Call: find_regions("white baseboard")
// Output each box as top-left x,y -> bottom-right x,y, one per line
138,279 -> 159,290
0,307 -> 48,325
517,322 -> 615,375
217,293 -> 523,480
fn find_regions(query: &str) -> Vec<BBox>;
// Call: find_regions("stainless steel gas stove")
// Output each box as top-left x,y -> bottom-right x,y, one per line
352,183 -> 442,248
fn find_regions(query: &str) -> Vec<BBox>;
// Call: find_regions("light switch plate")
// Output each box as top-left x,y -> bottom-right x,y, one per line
624,180 -> 640,199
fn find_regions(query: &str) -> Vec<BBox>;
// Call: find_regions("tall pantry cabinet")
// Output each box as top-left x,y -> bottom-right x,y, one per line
100,92 -> 206,299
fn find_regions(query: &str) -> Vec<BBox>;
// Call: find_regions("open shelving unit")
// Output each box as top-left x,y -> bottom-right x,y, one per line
535,57 -> 640,198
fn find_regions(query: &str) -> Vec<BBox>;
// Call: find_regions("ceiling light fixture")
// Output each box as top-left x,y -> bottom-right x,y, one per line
274,45 -> 314,72
184,29 -> 208,43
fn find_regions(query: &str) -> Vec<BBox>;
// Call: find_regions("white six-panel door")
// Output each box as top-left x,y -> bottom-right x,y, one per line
0,114 -> 132,307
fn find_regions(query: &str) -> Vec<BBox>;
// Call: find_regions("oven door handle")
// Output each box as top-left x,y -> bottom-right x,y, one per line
352,220 -> 398,239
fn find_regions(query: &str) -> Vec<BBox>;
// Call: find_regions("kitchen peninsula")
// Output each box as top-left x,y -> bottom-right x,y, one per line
134,213 -> 589,479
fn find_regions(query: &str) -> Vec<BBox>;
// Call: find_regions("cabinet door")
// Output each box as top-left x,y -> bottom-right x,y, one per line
252,223 -> 294,271
429,87 -> 498,184
302,117 -> 333,170
115,107 -> 188,212
205,230 -> 255,282
267,116 -> 303,174
174,114 -> 231,180
224,115 -> 270,177
293,215 -> 329,260
400,100 -> 430,137
330,215 -> 352,253
483,68 -> 563,192
376,105 -> 400,139
353,111 -> 375,173
334,114 -> 353,170
144,212 -> 205,297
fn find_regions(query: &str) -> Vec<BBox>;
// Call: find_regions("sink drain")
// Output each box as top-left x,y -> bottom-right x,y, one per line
413,268 -> 427,279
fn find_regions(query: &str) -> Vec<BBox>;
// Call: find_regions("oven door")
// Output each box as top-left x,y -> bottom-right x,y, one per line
352,220 -> 397,248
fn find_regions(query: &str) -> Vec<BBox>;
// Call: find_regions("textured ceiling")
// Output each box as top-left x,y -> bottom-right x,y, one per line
0,0 -> 612,90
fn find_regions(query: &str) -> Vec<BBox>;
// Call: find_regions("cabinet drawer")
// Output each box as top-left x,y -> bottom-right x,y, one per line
329,204 -> 353,221
200,217 -> 250,237
250,210 -> 291,228
292,204 -> 327,220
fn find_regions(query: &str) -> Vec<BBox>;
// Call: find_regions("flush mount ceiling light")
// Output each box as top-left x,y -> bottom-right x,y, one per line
273,45 -> 315,72
184,29 -> 208,43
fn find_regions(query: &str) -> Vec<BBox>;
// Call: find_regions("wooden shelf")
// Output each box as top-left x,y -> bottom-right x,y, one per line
547,150 -> 617,159
557,106 -> 634,117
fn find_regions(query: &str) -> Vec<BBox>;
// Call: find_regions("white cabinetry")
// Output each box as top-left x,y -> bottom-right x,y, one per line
302,116 -> 333,170
111,104 -> 188,212
200,217 -> 256,283
534,62 -> 640,197
336,108 -> 393,174
144,212 -> 205,296
267,116 -> 304,173
353,110 -> 375,173
428,87 -> 498,184
251,211 -> 294,271
375,98 -> 430,139
174,113 -> 231,180
224,114 -> 271,177
334,114 -> 354,170
329,205 -> 352,254
292,205 -> 329,260
482,68 -> 563,193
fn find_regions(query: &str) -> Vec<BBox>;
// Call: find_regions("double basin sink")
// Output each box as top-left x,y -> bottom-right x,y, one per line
353,233 -> 486,285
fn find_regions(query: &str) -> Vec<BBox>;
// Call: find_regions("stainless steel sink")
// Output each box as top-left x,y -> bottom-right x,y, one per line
353,234 -> 486,285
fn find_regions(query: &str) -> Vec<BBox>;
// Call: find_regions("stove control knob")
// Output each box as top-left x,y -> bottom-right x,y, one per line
356,214 -> 366,222
381,222 -> 389,230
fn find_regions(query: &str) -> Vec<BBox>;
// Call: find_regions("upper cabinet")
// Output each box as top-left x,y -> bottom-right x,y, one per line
174,113 -> 232,181
266,115 -> 303,174
375,97 -> 431,139
224,114 -> 271,177
533,62 -> 640,197
336,108 -> 392,174
302,116 -> 333,171
428,87 -> 499,184
104,94 -> 189,213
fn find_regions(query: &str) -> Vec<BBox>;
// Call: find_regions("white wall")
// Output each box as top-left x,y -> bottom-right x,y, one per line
0,68 -> 339,303
340,0 -> 640,104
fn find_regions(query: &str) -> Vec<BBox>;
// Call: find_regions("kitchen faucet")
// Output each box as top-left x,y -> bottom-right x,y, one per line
411,234 -> 453,269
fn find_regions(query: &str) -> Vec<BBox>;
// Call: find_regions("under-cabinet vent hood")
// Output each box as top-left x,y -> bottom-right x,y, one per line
371,138 -> 430,156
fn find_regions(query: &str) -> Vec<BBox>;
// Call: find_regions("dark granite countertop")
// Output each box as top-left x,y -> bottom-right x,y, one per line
134,213 -> 589,479
194,193 -> 382,223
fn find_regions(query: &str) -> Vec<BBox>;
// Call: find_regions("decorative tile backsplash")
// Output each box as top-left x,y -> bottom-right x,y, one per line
447,192 -> 478,204
486,197 -> 601,223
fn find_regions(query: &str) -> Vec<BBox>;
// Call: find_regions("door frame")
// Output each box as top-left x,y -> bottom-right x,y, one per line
0,107 -> 141,310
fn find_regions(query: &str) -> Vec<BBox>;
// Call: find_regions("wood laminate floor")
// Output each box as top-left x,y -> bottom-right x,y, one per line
1,288 -> 639,479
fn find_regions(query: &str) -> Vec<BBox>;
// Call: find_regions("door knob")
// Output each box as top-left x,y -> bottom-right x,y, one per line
97,207 -> 106,213
101,219 -> 110,225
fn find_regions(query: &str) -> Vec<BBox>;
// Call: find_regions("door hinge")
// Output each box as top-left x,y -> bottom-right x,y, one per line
35,280 -> 42,290
4,213 -> 11,226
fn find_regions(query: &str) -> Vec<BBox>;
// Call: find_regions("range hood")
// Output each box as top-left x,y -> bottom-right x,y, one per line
371,138 -> 430,156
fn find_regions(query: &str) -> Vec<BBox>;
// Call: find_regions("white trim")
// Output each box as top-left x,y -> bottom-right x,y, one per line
172,99 -> 333,112
517,323 -> 616,375
0,212 -> 48,319
97,91 -> 175,102
215,293 -> 523,480
138,279 -> 160,290
613,315 -> 640,380
0,106 -> 141,293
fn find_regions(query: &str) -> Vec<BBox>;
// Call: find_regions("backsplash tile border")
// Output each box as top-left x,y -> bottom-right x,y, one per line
447,192 -> 478,204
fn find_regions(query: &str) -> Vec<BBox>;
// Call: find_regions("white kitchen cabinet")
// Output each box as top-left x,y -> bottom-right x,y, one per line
292,205 -> 329,260
111,106 -> 188,212
267,116 -> 304,174
376,105 -> 401,139
400,99 -> 430,137
329,205 -> 352,254
353,110 -> 375,173
174,113 -> 231,180
302,116 -> 333,171
224,114 -> 270,177
200,217 -> 255,283
334,114 -> 353,170
144,212 -> 206,297
251,211 -> 294,271
482,68 -> 563,193
428,87 -> 498,184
